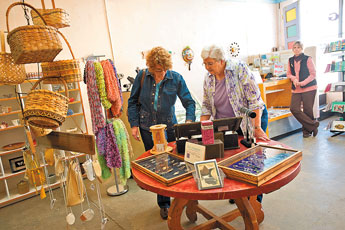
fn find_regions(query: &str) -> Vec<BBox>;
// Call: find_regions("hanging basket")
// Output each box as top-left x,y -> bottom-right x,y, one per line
41,31 -> 82,84
6,2 -> 62,64
0,31 -> 26,85
23,77 -> 69,129
31,0 -> 71,29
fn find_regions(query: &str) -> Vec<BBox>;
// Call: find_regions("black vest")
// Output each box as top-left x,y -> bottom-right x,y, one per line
289,54 -> 317,90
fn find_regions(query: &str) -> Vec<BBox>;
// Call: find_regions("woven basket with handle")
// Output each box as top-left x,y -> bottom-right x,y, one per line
31,0 -> 70,29
24,77 -> 69,129
41,30 -> 82,84
6,2 -> 62,64
0,30 -> 26,85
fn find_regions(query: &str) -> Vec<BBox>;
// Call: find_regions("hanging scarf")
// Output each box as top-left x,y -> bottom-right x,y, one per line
94,62 -> 112,109
294,53 -> 304,62
84,61 -> 106,134
117,119 -> 134,158
112,119 -> 131,184
109,59 -> 123,105
95,144 -> 112,180
101,60 -> 122,117
105,122 -> 122,168
96,126 -> 107,156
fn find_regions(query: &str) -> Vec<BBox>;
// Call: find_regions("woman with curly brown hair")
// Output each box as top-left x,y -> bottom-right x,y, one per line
128,46 -> 196,219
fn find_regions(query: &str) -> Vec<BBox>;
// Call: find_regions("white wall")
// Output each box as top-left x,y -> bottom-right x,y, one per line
107,0 -> 278,100
0,0 -> 278,125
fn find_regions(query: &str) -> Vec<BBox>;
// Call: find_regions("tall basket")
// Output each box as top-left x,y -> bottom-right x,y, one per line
23,77 -> 69,129
0,30 -> 26,85
30,0 -> 70,29
41,30 -> 82,84
6,2 -> 62,64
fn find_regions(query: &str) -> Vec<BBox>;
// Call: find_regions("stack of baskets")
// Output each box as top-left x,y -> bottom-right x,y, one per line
4,2 -> 79,130
6,2 -> 62,64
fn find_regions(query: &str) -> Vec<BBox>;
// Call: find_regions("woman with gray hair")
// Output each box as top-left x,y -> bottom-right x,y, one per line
200,45 -> 269,141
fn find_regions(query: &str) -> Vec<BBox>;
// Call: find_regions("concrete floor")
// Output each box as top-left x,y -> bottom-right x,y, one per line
1,117 -> 345,230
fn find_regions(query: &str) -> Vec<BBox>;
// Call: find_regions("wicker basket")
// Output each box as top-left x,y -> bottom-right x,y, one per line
31,0 -> 70,29
0,30 -> 26,85
24,77 -> 69,129
41,31 -> 82,84
6,2 -> 62,64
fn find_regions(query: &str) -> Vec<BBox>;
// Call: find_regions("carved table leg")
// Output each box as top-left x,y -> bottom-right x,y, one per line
167,198 -> 189,230
234,196 -> 264,230
186,200 -> 198,222
249,196 -> 264,224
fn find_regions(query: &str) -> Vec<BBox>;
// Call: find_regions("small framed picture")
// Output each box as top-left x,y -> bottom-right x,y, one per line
194,159 -> 223,190
9,156 -> 26,173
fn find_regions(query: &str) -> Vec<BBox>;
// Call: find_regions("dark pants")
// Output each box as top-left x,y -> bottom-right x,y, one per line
290,90 -> 318,133
139,127 -> 175,209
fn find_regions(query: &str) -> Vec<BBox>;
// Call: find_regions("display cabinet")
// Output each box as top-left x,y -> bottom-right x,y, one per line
0,79 -> 88,207
258,78 -> 301,138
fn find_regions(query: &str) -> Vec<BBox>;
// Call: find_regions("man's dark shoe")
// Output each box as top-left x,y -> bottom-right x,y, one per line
160,208 -> 169,220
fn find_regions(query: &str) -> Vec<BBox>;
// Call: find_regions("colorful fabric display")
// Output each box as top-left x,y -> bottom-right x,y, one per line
105,122 -> 122,168
101,60 -> 122,118
96,126 -> 107,156
94,62 -> 112,109
117,118 -> 134,158
84,60 -> 106,134
95,123 -> 122,169
112,119 -> 131,184
95,144 -> 112,180
109,59 -> 123,105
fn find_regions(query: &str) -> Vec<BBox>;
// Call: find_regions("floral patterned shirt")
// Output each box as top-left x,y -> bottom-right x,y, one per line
201,59 -> 264,137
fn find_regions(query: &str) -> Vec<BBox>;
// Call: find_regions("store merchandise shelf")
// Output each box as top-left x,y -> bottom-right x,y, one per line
0,180 -> 63,208
266,89 -> 285,94
0,125 -> 24,132
0,110 -> 21,117
0,147 -> 25,156
0,170 -> 26,181
0,97 -> 18,102
68,100 -> 81,105
67,113 -> 83,118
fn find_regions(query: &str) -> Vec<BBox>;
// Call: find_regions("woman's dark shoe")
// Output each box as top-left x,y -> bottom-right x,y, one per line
229,199 -> 235,204
312,128 -> 318,137
312,121 -> 319,137
160,208 -> 169,220
303,133 -> 311,138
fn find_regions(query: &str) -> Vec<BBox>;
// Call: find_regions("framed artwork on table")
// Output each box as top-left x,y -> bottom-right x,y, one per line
218,145 -> 302,186
131,152 -> 193,186
194,159 -> 223,190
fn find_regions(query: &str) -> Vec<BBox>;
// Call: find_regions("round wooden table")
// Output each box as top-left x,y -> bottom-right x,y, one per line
132,140 -> 301,230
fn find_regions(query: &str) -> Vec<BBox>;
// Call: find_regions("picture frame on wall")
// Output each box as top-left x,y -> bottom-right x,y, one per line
9,156 -> 26,173
194,159 -> 223,190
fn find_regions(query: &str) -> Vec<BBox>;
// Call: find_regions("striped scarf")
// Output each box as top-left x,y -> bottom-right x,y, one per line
84,61 -> 106,134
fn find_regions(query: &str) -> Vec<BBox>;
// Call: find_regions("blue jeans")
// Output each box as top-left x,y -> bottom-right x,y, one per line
261,105 -> 268,133
139,128 -> 175,209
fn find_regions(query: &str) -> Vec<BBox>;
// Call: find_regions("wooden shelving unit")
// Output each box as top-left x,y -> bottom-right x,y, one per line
0,80 -> 88,207
258,78 -> 301,138
259,78 -> 292,122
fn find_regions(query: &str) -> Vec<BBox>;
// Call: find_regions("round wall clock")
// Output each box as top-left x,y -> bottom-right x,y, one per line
229,42 -> 240,57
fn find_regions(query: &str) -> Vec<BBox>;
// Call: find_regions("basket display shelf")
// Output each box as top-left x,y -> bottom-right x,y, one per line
0,80 -> 88,207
